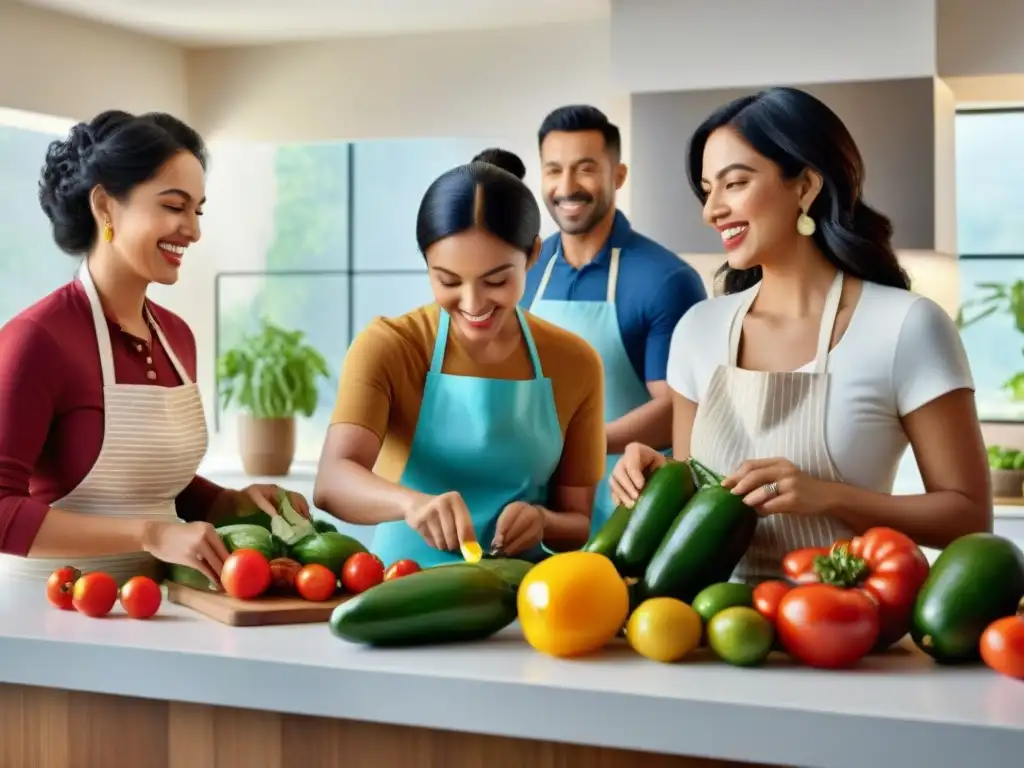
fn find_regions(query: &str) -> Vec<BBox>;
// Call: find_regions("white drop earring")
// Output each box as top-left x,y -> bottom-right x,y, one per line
796,211 -> 816,237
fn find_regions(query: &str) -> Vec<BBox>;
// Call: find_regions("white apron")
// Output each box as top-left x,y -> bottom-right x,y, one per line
0,262 -> 209,584
689,270 -> 853,583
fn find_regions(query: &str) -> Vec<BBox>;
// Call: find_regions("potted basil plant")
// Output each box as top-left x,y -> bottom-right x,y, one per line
217,318 -> 330,476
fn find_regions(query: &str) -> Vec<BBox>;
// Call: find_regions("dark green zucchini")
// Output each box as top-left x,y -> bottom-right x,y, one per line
687,457 -> 725,488
582,504 -> 633,564
911,533 -> 1024,664
329,563 -> 518,647
614,461 -> 697,577
640,484 -> 758,603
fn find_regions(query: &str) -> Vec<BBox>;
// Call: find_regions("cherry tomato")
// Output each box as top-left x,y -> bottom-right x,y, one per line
341,552 -> 384,594
980,613 -> 1024,680
384,559 -> 421,581
776,584 -> 880,669
295,564 -> 338,602
119,576 -> 162,619
46,566 -> 81,611
71,572 -> 119,618
269,558 -> 303,593
752,580 -> 792,624
221,549 -> 272,600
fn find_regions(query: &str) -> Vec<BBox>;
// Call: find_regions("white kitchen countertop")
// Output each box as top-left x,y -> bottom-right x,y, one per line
0,584 -> 1021,768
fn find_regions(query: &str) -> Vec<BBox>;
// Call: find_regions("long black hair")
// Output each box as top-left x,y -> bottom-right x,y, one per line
686,87 -> 910,295
39,110 -> 207,255
416,161 -> 540,256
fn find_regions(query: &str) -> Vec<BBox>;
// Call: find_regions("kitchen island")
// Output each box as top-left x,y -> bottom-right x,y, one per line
0,583 -> 1021,768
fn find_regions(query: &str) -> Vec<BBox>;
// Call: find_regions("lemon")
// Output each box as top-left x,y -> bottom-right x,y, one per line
626,598 -> 703,663
460,541 -> 483,563
517,551 -> 629,658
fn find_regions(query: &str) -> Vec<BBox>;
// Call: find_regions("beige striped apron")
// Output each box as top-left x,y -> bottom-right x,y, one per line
689,270 -> 853,584
0,262 -> 209,585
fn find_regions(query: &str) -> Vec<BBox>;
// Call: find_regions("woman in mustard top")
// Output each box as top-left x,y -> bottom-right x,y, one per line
314,153 -> 606,567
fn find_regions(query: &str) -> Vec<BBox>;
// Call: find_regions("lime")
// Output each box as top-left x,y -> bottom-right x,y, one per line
626,598 -> 703,663
706,606 -> 774,666
691,582 -> 754,624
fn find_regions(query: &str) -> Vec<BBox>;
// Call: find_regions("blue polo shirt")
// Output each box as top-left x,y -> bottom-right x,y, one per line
522,210 -> 708,383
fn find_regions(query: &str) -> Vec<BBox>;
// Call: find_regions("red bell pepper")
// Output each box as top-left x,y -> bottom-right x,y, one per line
781,527 -> 930,650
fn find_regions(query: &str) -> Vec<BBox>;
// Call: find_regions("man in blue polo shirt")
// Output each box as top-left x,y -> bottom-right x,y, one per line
523,105 -> 707,535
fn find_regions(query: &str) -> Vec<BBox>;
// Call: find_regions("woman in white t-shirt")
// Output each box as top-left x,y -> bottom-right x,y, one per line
610,87 -> 991,583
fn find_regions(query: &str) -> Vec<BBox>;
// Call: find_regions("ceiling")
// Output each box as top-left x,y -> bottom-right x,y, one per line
17,0 -> 611,46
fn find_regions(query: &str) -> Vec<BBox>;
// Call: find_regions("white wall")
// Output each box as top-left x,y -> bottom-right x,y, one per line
0,2 -> 189,121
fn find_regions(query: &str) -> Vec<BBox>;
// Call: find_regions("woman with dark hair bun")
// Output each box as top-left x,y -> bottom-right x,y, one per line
611,87 -> 989,583
0,110 -> 309,586
316,160 -> 605,567
472,147 -> 527,180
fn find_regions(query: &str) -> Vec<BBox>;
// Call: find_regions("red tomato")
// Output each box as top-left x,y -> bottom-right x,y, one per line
269,558 -> 302,593
384,559 -> 421,581
752,580 -> 792,624
119,576 -> 162,619
341,552 -> 384,594
980,613 -> 1024,680
46,566 -> 81,611
71,572 -> 119,618
221,549 -> 272,600
777,584 -> 880,669
783,528 -> 929,650
295,564 -> 338,602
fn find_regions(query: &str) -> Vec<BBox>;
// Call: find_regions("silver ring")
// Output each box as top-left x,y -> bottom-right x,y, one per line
764,481 -> 780,498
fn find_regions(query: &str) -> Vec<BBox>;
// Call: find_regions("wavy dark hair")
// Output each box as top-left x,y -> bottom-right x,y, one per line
416,161 -> 540,257
39,110 -> 207,255
686,87 -> 910,295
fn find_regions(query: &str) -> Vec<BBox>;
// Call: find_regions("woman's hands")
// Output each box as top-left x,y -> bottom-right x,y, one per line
493,502 -> 544,555
405,491 -> 476,551
240,484 -> 312,519
609,442 -> 669,507
141,520 -> 231,586
722,458 -> 839,516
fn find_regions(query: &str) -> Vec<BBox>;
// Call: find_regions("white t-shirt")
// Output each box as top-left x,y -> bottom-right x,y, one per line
666,280 -> 975,494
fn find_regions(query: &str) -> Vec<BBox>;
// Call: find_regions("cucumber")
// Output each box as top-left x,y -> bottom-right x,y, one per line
911,533 -> 1024,664
582,504 -> 632,563
313,518 -> 339,534
217,524 -> 281,561
640,485 -> 758,603
614,461 -> 696,576
289,531 -> 368,574
329,563 -> 517,646
687,457 -> 724,488
166,563 -> 218,592
474,558 -> 535,588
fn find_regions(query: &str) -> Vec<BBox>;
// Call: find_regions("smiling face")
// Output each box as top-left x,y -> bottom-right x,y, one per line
540,130 -> 625,236
98,150 -> 206,285
700,126 -> 816,271
425,228 -> 537,344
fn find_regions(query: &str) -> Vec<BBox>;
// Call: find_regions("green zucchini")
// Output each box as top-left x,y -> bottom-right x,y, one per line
216,524 -> 282,561
582,504 -> 632,563
289,531 -> 368,574
640,485 -> 758,603
166,563 -> 218,592
614,461 -> 696,577
329,563 -> 518,647
687,457 -> 724,487
473,557 -> 535,588
911,533 -> 1024,664
313,518 -> 339,534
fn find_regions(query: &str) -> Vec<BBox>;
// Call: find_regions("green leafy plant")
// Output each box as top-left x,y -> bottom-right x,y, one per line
956,279 -> 1024,401
217,318 -> 330,419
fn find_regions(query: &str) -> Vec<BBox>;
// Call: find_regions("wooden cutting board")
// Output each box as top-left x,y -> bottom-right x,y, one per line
165,583 -> 349,627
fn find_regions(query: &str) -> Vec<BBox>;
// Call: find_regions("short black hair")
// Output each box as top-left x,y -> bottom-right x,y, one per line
538,105 -> 621,159
687,87 -> 909,295
39,110 -> 208,255
472,147 -> 526,180
416,161 -> 540,257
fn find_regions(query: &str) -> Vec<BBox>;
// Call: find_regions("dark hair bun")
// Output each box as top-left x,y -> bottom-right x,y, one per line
38,110 -> 206,256
471,147 -> 526,180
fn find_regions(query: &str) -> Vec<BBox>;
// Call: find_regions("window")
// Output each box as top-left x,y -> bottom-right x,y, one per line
954,109 -> 1024,423
0,119 -> 75,324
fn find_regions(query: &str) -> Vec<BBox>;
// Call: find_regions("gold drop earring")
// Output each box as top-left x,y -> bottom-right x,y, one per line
102,220 -> 114,243
796,209 -> 816,237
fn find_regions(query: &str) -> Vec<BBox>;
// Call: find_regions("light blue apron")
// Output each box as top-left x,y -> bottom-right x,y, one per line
529,246 -> 652,536
370,307 -> 564,568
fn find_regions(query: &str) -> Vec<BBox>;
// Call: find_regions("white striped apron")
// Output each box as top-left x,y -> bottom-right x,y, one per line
0,262 -> 209,585
689,270 -> 852,584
